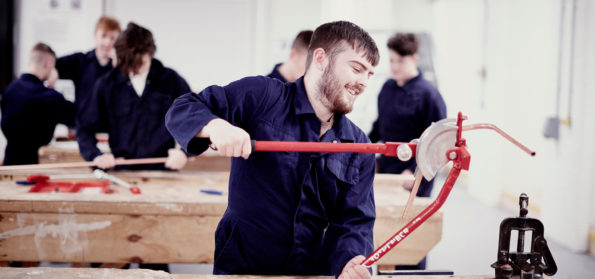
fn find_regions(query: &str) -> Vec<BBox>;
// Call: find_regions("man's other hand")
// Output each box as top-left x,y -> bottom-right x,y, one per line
165,148 -> 187,170
338,255 -> 372,279
93,153 -> 116,169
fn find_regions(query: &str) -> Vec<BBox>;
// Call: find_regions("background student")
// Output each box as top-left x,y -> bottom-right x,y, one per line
77,22 -> 190,172
369,33 -> 447,198
54,16 -> 121,112
368,33 -> 447,270
166,21 -> 379,279
1,43 -> 75,165
267,30 -> 313,83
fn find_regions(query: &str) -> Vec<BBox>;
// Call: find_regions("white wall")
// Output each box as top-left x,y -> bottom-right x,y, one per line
540,0 -> 595,252
106,0 -> 255,91
106,0 -> 324,91
11,0 -> 595,252
15,0 -> 102,75
431,0 -> 594,252
577,0 -> 595,250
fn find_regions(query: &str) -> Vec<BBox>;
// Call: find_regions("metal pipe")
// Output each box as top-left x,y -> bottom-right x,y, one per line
462,123 -> 536,156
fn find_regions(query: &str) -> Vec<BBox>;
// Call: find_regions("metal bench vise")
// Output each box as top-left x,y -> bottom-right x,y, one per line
491,193 -> 557,279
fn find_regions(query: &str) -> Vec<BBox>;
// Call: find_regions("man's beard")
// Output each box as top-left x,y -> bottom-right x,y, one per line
318,63 -> 354,114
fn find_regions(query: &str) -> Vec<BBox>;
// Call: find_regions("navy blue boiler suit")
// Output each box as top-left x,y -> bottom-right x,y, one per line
76,59 -> 190,170
267,63 -> 288,83
1,74 -> 76,165
369,73 -> 446,197
56,49 -> 114,111
165,76 -> 376,276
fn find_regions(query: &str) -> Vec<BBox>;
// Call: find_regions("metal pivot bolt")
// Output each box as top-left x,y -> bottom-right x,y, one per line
397,144 -> 413,161
449,151 -> 457,160
519,193 -> 528,217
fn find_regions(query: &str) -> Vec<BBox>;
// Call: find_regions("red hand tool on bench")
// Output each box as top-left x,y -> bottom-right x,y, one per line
26,174 -> 112,194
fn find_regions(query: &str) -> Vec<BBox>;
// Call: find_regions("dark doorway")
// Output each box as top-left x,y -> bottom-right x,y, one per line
0,0 -> 15,93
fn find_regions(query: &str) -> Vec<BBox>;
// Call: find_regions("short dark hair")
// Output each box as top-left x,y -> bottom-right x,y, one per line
291,30 -> 313,51
32,42 -> 56,58
305,21 -> 379,70
387,33 -> 418,56
30,42 -> 56,65
115,22 -> 156,75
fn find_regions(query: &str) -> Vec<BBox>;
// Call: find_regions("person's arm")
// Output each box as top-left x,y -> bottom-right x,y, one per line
76,77 -> 108,164
368,81 -> 390,143
46,91 -> 76,128
165,146 -> 188,170
172,71 -> 191,98
368,118 -> 380,143
405,160 -> 417,174
165,76 -> 275,158
423,89 -> 447,127
339,255 -> 372,279
326,153 -> 376,277
55,53 -> 83,81
163,72 -> 193,169
46,68 -> 59,88
108,48 -> 117,67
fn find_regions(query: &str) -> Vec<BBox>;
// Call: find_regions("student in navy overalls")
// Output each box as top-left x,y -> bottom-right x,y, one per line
77,22 -> 191,174
267,30 -> 313,83
1,43 -> 75,165
166,21 -> 379,279
77,22 -> 192,271
369,33 -> 447,270
54,16 -> 121,113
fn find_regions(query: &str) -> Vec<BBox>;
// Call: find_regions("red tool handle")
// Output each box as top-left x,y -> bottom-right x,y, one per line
251,140 -> 415,158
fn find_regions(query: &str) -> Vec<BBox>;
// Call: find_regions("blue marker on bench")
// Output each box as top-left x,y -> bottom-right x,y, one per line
200,189 -> 223,195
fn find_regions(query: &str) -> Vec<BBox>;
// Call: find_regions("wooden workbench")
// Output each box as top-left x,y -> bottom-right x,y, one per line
38,141 -> 231,171
0,267 -> 498,279
0,170 -> 441,266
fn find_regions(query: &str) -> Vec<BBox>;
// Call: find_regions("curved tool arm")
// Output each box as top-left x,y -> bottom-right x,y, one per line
360,145 -> 471,267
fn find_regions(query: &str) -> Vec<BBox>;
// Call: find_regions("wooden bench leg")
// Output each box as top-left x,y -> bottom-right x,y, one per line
71,262 -> 91,268
71,262 -> 128,269
99,263 -> 128,269
0,261 -> 39,267
21,262 -> 39,267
